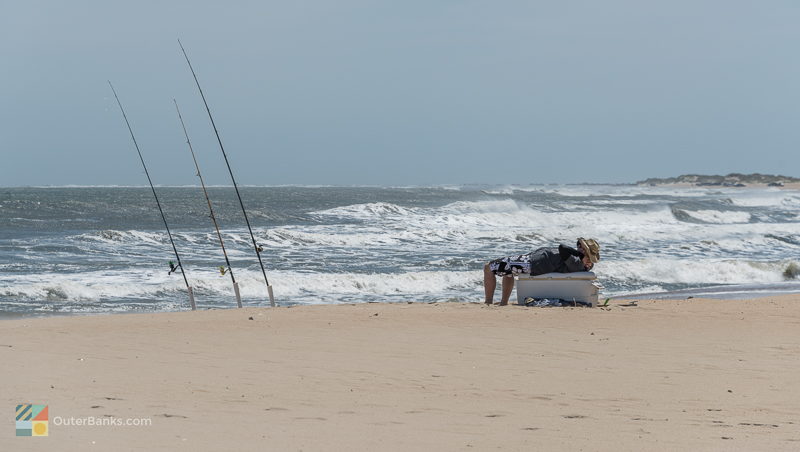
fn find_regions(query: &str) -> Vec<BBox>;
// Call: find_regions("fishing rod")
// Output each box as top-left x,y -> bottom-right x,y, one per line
108,81 -> 196,311
178,39 -> 276,307
173,98 -> 243,308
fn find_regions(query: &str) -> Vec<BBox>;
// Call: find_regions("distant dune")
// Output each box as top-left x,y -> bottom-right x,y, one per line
637,173 -> 800,187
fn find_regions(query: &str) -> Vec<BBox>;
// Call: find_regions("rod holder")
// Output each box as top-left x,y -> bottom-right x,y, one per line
187,286 -> 196,311
267,285 -> 275,307
233,282 -> 242,308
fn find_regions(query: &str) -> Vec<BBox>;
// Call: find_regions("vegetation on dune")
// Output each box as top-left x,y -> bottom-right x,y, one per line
637,173 -> 800,187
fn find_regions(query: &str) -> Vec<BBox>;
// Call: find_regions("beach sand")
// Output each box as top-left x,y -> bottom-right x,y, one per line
3,296 -> 800,451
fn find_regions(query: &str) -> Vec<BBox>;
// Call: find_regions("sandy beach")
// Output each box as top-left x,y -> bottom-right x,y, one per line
3,296 -> 799,451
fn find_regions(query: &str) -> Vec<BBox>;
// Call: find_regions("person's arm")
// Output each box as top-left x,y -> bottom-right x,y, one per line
558,244 -> 584,261
563,255 -> 586,272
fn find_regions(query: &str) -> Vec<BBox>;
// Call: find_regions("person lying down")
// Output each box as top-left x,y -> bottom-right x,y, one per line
483,238 -> 600,306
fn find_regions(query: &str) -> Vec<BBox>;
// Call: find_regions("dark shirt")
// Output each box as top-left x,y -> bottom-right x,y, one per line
527,244 -> 585,276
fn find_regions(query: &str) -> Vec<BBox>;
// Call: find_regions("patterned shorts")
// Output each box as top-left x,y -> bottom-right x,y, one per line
488,253 -> 531,276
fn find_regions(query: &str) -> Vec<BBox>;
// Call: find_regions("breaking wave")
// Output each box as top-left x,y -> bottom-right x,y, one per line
3,185 -> 800,314
0,269 -> 481,309
671,208 -> 752,224
75,229 -> 167,245
602,259 -> 800,288
314,202 -> 421,219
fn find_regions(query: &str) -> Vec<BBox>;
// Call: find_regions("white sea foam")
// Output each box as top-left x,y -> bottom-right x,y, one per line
259,227 -> 402,248
3,255 -> 797,306
193,268 -> 477,302
0,270 -> 185,302
729,192 -> 800,208
611,285 -> 667,296
601,258 -> 798,287
76,229 -> 166,245
534,185 -> 718,198
252,199 -> 800,259
678,210 -> 752,224
314,202 -> 421,219
4,185 -> 800,312
43,195 -> 799,264
0,269 -> 481,305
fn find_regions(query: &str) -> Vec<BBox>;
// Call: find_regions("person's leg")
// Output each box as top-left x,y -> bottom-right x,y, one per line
499,275 -> 514,305
483,263 -> 496,304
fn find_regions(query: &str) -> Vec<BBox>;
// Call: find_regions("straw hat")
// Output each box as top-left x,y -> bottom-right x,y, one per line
578,238 -> 600,263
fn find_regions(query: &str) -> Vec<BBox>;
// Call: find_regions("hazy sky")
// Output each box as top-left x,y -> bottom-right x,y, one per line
2,1 -> 799,186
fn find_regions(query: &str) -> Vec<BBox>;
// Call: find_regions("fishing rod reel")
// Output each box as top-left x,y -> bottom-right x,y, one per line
168,260 -> 182,275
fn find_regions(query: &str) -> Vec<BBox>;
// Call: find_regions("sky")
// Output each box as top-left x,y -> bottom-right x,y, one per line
1,0 -> 799,186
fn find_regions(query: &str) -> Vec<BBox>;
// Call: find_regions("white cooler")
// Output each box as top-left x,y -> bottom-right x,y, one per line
515,272 -> 600,307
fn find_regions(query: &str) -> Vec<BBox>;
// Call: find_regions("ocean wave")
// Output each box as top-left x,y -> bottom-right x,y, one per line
686,210 -> 752,224
75,229 -> 167,245
306,199 -> 776,249
764,234 -> 800,246
22,203 -> 799,266
313,202 -> 421,219
728,191 -> 800,208
535,185 -> 715,198
0,273 -> 185,302
609,284 -> 666,297
0,269 -> 480,305
268,270 -> 477,299
441,199 -> 531,214
575,199 -> 663,207
4,185 -> 800,314
2,259 -> 798,308
257,227 -> 398,248
481,188 -> 516,195
272,204 -> 796,256
600,258 -> 799,287
672,209 -> 752,224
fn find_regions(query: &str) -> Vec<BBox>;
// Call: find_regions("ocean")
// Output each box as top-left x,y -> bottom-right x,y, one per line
1,184 -> 799,317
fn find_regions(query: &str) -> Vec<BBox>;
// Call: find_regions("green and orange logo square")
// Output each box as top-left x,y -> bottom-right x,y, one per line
16,404 -> 48,437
